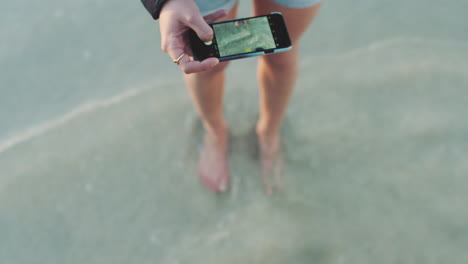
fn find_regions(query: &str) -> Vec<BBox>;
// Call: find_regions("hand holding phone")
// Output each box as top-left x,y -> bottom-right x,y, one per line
158,0 -> 227,73
189,13 -> 292,62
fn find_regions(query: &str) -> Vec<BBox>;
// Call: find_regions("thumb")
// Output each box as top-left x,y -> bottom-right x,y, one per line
185,14 -> 213,42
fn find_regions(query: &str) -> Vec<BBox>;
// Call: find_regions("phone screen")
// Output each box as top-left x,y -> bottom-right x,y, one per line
212,17 -> 276,57
189,13 -> 291,61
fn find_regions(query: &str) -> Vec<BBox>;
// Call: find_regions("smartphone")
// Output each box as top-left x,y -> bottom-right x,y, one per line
189,13 -> 292,62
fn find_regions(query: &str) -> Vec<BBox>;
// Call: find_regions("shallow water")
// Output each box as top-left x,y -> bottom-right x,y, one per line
1,0 -> 468,263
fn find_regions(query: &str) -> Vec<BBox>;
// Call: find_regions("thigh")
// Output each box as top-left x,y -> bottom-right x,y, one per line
253,0 -> 321,45
195,0 -> 238,16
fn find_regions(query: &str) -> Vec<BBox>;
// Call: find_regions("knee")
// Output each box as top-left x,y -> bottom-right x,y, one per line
261,50 -> 299,72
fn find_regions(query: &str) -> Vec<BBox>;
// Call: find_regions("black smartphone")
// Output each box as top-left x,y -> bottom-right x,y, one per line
189,12 -> 292,62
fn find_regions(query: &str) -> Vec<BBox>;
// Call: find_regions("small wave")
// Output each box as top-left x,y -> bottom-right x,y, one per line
299,36 -> 468,81
0,83 -> 158,155
302,36 -> 468,64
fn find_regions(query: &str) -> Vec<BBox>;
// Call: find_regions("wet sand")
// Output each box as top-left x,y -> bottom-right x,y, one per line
1,0 -> 468,263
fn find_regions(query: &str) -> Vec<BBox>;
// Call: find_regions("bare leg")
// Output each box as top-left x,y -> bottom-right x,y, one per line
253,0 -> 321,194
184,4 -> 238,192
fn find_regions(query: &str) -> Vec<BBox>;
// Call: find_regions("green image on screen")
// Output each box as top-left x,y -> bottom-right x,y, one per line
213,17 -> 276,57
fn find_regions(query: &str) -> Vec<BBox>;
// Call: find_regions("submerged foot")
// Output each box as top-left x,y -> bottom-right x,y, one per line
256,130 -> 284,195
198,127 -> 229,192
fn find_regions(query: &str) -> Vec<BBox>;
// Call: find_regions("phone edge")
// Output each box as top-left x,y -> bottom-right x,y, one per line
218,45 -> 292,62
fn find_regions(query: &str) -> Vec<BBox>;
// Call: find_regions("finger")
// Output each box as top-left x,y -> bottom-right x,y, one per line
203,9 -> 227,23
167,46 -> 219,74
179,57 -> 219,74
166,46 -> 186,63
183,38 -> 193,57
184,13 -> 214,42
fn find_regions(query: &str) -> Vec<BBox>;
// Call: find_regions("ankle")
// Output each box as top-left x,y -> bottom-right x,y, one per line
256,125 -> 279,142
256,130 -> 280,155
204,121 -> 228,142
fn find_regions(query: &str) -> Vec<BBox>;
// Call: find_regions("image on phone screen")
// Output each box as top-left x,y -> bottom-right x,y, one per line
213,17 -> 276,57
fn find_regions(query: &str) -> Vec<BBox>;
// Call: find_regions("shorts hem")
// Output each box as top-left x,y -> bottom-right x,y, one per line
199,0 -> 238,17
271,0 -> 322,9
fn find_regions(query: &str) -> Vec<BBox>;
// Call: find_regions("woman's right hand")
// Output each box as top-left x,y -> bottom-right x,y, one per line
159,0 -> 227,74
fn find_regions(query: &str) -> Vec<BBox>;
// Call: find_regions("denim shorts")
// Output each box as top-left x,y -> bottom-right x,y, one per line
195,0 -> 322,16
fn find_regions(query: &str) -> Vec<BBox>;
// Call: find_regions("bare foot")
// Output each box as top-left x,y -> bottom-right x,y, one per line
198,127 -> 229,192
256,131 -> 284,195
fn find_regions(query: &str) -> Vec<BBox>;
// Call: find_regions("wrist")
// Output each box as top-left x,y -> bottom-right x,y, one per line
141,0 -> 171,20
